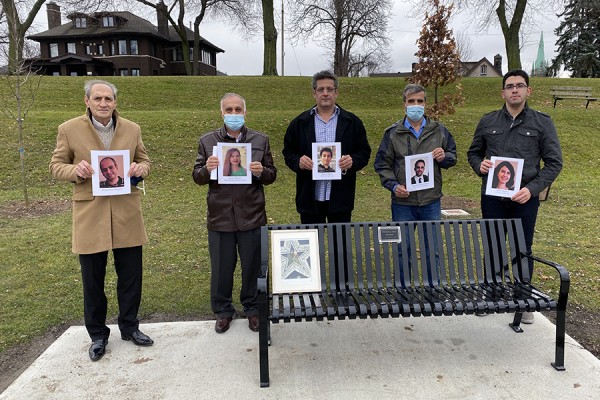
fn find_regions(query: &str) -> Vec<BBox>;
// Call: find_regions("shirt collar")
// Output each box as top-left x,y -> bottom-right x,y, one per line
403,116 -> 426,138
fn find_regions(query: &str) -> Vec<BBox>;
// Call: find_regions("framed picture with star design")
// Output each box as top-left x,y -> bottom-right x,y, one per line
271,229 -> 321,294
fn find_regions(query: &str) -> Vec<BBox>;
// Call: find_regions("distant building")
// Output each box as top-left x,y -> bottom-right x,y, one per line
371,55 -> 503,78
25,2 -> 224,76
531,32 -> 549,77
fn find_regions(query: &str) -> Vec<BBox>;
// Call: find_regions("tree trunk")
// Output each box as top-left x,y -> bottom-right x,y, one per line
261,0 -> 278,75
496,0 -> 527,71
2,0 -> 46,74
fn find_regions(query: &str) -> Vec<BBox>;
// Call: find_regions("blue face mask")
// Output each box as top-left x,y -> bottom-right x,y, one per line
406,105 -> 425,122
223,114 -> 245,131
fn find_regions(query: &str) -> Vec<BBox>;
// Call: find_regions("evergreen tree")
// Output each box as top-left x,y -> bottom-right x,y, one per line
551,0 -> 600,78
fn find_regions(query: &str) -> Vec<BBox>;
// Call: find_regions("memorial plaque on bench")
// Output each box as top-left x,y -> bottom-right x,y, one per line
377,226 -> 401,243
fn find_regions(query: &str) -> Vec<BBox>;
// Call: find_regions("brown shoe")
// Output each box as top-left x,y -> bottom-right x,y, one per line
248,315 -> 259,332
215,317 -> 232,333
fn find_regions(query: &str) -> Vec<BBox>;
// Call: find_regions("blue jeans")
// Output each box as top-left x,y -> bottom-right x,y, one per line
391,199 -> 441,285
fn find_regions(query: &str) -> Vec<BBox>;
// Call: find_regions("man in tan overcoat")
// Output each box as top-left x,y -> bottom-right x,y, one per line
50,80 -> 153,361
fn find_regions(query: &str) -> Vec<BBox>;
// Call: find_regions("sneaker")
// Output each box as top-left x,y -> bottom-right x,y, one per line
521,312 -> 534,324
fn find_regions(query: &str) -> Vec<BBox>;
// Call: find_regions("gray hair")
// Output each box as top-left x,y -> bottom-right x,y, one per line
402,83 -> 426,102
84,80 -> 118,99
220,93 -> 246,112
311,70 -> 338,90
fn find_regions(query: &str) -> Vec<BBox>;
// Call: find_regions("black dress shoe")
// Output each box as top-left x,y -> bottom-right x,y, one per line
121,330 -> 154,346
89,339 -> 108,362
215,317 -> 233,333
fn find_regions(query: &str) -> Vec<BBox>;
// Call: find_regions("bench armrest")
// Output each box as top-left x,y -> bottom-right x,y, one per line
526,254 -> 570,305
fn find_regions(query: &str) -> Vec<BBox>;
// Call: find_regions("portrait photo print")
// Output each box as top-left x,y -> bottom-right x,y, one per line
217,142 -> 252,184
91,149 -> 131,196
312,141 -> 342,180
485,156 -> 524,198
405,152 -> 434,192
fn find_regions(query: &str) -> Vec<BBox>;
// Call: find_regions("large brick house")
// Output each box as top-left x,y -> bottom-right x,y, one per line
26,2 -> 224,76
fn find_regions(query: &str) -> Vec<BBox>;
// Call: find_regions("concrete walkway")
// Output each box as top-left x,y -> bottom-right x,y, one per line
1,314 -> 599,399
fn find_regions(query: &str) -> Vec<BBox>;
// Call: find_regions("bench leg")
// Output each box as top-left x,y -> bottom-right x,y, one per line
509,312 -> 524,333
552,303 -> 567,371
258,293 -> 270,387
553,99 -> 558,108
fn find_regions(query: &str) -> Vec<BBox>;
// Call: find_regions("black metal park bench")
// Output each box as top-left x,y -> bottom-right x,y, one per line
257,219 -> 570,387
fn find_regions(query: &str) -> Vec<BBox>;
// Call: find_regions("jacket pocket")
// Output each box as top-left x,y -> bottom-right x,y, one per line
514,128 -> 540,159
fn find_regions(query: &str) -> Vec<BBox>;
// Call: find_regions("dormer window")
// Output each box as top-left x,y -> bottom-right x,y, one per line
75,17 -> 87,28
102,16 -> 115,27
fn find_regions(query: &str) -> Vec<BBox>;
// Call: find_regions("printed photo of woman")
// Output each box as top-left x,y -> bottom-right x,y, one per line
491,160 -> 516,191
223,147 -> 247,176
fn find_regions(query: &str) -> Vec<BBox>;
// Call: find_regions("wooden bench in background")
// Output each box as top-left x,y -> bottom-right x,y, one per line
550,86 -> 598,108
257,219 -> 570,387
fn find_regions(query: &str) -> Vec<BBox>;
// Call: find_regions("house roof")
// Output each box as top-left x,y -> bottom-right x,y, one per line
461,57 -> 501,76
28,11 -> 224,53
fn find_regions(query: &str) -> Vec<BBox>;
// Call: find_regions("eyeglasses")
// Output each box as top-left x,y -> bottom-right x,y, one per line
504,83 -> 528,90
315,87 -> 336,94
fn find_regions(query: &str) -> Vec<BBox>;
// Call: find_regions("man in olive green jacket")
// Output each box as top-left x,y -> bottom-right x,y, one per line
50,80 -> 153,362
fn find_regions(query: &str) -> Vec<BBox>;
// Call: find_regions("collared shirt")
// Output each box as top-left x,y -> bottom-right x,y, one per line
403,117 -> 426,139
312,106 -> 339,201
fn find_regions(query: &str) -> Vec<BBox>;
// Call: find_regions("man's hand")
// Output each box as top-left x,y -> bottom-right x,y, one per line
432,148 -> 445,162
479,159 -> 493,175
394,184 -> 409,199
512,187 -> 531,204
299,155 -> 313,170
76,160 -> 93,179
338,154 -> 353,170
249,161 -> 263,175
128,162 -> 143,177
206,155 -> 219,172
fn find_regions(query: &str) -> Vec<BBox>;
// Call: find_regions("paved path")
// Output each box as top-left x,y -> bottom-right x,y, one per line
1,314 -> 599,399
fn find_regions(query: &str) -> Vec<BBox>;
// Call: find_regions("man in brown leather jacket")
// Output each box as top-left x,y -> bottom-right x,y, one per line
192,93 -> 277,334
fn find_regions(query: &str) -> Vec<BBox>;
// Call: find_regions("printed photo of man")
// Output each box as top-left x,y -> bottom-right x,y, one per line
99,156 -> 124,188
410,159 -> 429,185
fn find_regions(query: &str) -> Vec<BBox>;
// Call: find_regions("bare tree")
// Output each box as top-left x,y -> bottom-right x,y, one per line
455,30 -> 474,61
133,1 -> 252,76
411,0 -> 464,120
287,0 -> 392,77
0,27 -> 42,207
413,0 -> 566,71
0,0 -> 46,73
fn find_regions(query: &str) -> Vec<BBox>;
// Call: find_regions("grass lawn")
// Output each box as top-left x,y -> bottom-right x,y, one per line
0,75 -> 599,355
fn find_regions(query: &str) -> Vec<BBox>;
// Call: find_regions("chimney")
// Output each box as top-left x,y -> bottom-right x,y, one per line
47,2 -> 62,30
157,1 -> 169,37
494,54 -> 502,75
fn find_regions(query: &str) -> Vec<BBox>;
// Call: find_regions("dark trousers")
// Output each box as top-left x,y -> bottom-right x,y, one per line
481,195 -> 540,277
208,228 -> 261,318
301,201 -> 351,288
300,201 -> 351,224
79,246 -> 143,341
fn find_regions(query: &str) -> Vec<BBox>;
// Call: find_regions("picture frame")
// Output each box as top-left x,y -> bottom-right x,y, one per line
312,142 -> 342,181
405,153 -> 434,192
91,150 -> 131,196
485,156 -> 524,198
217,142 -> 252,184
271,229 -> 321,294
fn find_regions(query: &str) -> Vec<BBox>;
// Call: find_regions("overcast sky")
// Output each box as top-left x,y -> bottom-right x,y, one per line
198,1 -> 563,76
29,1 -> 564,77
